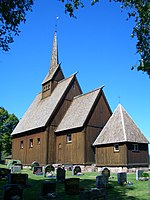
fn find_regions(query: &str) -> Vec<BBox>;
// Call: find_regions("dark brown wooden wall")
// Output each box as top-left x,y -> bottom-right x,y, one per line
12,131 -> 47,165
127,143 -> 149,166
55,131 -> 85,164
85,94 -> 112,164
95,144 -> 127,166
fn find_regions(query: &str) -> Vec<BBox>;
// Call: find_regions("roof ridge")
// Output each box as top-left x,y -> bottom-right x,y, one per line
73,85 -> 104,100
119,104 -> 127,141
58,72 -> 77,84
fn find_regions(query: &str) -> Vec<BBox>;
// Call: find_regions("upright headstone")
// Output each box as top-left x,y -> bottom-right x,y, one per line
117,172 -> 127,185
100,167 -> 110,184
44,164 -> 55,177
11,165 -> 21,173
56,167 -> 66,182
33,166 -> 43,175
4,184 -> 23,200
136,169 -> 143,181
41,180 -> 56,197
0,168 -> 11,179
8,173 -> 28,187
96,175 -> 107,188
72,166 -> 81,176
65,178 -> 80,195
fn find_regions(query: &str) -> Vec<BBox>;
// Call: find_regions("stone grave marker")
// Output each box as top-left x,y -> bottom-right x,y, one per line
41,180 -> 56,197
136,169 -> 143,181
0,168 -> 11,179
80,188 -> 106,200
33,166 -> 43,175
65,178 -> 80,195
72,166 -> 81,176
14,163 -> 23,170
64,164 -> 73,171
11,165 -> 21,173
96,175 -> 108,188
3,184 -> 23,200
117,172 -> 127,185
100,167 -> 110,184
44,164 -> 55,177
149,178 -> 150,194
56,167 -> 66,182
8,173 -> 28,187
31,161 -> 39,170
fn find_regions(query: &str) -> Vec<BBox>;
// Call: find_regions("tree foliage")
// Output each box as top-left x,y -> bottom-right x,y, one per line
0,107 -> 19,157
0,0 -> 149,76
0,0 -> 33,51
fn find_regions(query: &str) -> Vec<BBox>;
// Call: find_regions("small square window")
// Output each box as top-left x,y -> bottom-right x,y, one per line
29,139 -> 33,148
37,138 -> 40,145
132,144 -> 139,151
66,134 -> 72,143
20,141 -> 24,149
114,144 -> 119,152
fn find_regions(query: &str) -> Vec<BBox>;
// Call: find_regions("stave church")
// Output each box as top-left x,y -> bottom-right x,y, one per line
12,32 -> 149,170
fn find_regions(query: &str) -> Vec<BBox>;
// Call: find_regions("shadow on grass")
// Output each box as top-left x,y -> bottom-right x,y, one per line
0,177 -> 148,200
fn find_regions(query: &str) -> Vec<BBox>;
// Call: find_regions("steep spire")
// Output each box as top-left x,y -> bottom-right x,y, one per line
42,31 -> 59,84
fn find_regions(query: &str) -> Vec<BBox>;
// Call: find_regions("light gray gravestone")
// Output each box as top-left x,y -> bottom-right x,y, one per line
136,169 -> 143,181
11,165 -> 21,173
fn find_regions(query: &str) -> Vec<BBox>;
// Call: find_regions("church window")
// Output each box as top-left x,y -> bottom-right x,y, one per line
132,144 -> 139,151
66,134 -> 72,143
37,138 -> 40,145
114,144 -> 119,152
29,139 -> 33,148
20,141 -> 24,149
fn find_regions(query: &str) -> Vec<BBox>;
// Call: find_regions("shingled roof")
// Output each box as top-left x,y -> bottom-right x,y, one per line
12,74 -> 76,135
55,87 -> 103,133
42,31 -> 60,84
93,104 -> 149,146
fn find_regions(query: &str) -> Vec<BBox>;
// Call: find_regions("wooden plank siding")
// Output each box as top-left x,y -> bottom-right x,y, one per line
127,143 -> 149,166
56,131 -> 85,164
84,93 -> 112,164
12,131 -> 47,165
95,144 -> 127,166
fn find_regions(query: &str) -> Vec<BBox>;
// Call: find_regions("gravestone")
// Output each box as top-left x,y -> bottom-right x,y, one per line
11,165 -> 21,173
65,178 -> 80,195
56,167 -> 65,182
149,178 -> 150,194
0,168 -> 11,179
31,161 -> 39,170
8,173 -> 28,187
44,164 -> 55,177
136,169 -> 143,181
64,164 -> 73,171
14,163 -> 23,170
96,175 -> 107,188
80,188 -> 106,200
117,172 -> 127,185
41,180 -> 56,197
4,184 -> 23,200
100,167 -> 110,184
33,166 -> 43,175
72,166 -> 81,176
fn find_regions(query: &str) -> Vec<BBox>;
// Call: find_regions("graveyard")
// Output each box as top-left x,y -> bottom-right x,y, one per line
0,163 -> 150,200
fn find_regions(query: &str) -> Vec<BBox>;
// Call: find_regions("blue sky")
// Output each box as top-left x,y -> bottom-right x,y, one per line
0,0 -> 149,142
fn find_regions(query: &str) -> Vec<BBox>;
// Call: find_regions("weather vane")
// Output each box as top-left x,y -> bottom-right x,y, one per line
55,16 -> 59,32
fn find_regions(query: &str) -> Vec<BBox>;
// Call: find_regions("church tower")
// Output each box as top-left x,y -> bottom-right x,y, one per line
42,31 -> 64,98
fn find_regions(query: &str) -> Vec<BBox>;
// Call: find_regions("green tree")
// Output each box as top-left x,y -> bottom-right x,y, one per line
0,0 -> 149,76
0,107 -> 19,158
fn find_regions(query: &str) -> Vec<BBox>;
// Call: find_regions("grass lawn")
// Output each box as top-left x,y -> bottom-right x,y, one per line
0,164 -> 150,199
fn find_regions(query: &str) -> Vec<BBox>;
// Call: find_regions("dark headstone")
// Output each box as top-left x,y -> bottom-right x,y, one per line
72,166 -> 81,176
8,173 -> 28,187
96,175 -> 107,188
65,178 -> 80,195
31,161 -> 39,170
117,172 -> 127,185
33,166 -> 43,175
0,168 -> 11,179
41,180 -> 56,197
56,167 -> 65,182
44,164 -> 55,177
4,184 -> 23,200
80,188 -> 106,200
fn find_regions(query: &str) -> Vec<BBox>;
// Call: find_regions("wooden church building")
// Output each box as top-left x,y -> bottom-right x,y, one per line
11,32 -> 112,166
12,32 -> 149,170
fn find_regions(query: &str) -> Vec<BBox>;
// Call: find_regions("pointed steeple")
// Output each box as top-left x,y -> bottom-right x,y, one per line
42,31 -> 60,85
42,31 -> 64,99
